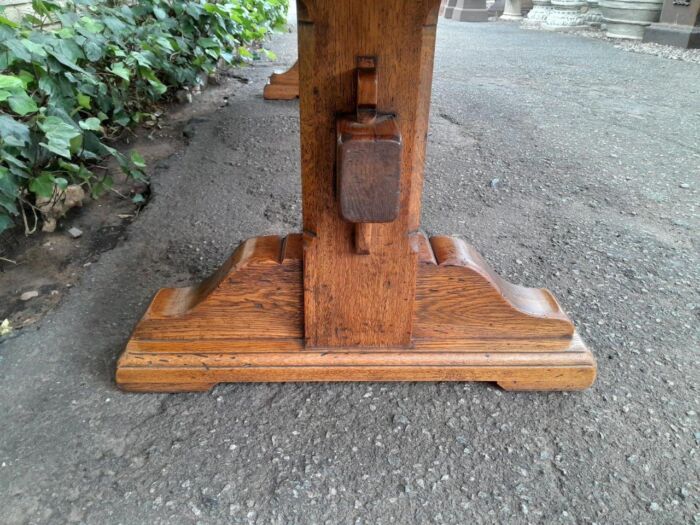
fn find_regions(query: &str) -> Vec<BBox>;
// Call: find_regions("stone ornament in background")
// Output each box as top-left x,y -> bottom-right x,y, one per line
586,0 -> 605,25
643,0 -> 699,46
501,0 -> 525,19
523,0 -> 556,25
543,0 -> 588,28
600,0 -> 663,38
488,0 -> 506,18
444,0 -> 492,21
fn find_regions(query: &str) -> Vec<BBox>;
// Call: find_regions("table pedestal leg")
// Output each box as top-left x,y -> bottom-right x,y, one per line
117,0 -> 596,392
263,61 -> 299,100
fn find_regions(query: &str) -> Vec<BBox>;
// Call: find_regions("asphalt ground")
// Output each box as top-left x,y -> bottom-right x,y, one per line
1,15 -> 698,525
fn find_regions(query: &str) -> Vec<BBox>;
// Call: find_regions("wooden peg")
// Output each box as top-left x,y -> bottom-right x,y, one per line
356,56 -> 378,122
354,223 -> 372,255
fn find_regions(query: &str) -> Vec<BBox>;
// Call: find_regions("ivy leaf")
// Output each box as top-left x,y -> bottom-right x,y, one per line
76,93 -> 91,109
21,38 -> 48,58
79,117 -> 101,131
198,37 -> 219,49
91,175 -> 113,198
0,194 -> 18,215
3,39 -> 33,63
0,89 -> 11,102
149,80 -> 166,95
130,169 -> 147,182
22,14 -> 44,26
77,165 -> 93,182
28,172 -> 56,198
8,92 -> 39,116
79,16 -> 105,33
0,75 -> 24,91
139,68 -> 167,95
32,0 -> 61,17
38,116 -> 82,159
110,62 -> 130,81
130,151 -> 146,168
102,15 -> 127,34
153,6 -> 167,20
0,212 -> 13,234
56,27 -> 75,39
17,70 -> 33,88
0,16 -> 19,29
0,115 -> 30,147
130,51 -> 152,67
38,75 -> 58,96
155,36 -> 174,52
83,40 -> 103,62
0,167 -> 19,205
113,113 -> 130,127
54,176 -> 68,190
58,160 -> 80,173
2,150 -> 28,170
46,39 -> 87,73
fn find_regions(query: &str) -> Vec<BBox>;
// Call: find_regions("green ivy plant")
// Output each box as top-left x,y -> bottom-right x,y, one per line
0,0 -> 288,234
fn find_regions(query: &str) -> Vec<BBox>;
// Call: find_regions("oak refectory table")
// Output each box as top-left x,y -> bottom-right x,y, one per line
116,0 -> 596,392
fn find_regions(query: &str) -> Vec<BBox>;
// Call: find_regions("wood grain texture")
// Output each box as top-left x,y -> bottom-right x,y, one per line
413,235 -> 574,347
117,234 -> 596,392
299,0 -> 441,347
130,235 -> 303,341
118,359 -> 595,393
263,61 -> 299,100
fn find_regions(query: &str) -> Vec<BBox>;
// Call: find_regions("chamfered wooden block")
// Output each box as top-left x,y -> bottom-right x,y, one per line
263,61 -> 299,100
336,114 -> 402,223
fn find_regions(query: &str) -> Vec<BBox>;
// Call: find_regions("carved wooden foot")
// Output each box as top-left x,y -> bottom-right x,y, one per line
116,235 -> 596,392
262,61 -> 299,100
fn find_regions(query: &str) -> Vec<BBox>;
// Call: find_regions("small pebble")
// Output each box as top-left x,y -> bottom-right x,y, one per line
176,89 -> 193,104
68,227 -> 83,239
20,290 -> 39,301
393,414 -> 410,425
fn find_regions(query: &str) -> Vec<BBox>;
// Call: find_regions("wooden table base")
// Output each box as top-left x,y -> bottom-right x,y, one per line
120,1 -> 596,394
263,61 -> 299,100
116,235 -> 596,392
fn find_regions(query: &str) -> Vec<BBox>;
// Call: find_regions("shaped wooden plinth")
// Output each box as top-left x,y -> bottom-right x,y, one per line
262,61 -> 299,100
116,235 -> 596,392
